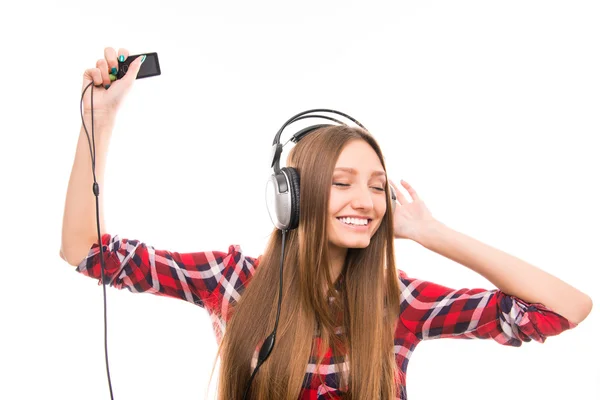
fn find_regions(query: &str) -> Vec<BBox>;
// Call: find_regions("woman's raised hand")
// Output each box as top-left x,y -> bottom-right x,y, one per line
81,47 -> 145,120
389,180 -> 436,241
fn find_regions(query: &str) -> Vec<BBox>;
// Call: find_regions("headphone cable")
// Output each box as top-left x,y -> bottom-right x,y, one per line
242,229 -> 287,400
80,81 -> 115,400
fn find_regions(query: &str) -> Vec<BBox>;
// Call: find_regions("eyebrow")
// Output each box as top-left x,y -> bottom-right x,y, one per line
334,167 -> 386,177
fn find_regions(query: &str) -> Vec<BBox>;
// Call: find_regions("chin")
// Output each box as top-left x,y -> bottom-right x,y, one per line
332,236 -> 371,249
329,221 -> 377,250
347,241 -> 370,249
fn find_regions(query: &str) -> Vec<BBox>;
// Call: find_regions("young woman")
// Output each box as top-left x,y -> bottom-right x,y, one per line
61,47 -> 592,400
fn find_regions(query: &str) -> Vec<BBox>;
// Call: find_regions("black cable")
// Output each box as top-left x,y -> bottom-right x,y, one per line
241,229 -> 287,400
81,81 -> 115,400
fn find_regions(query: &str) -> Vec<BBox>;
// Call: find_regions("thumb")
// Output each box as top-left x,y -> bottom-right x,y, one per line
121,55 -> 146,85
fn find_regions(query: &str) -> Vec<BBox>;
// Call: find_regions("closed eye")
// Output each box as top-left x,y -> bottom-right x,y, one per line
333,182 -> 385,192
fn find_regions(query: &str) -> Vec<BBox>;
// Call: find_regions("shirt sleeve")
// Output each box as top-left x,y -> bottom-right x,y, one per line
397,269 -> 577,346
75,233 -> 258,312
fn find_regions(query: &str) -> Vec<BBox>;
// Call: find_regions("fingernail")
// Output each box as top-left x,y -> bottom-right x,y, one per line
111,67 -> 117,75
118,55 -> 125,62
140,55 -> 147,64
105,84 -> 111,90
109,74 -> 117,82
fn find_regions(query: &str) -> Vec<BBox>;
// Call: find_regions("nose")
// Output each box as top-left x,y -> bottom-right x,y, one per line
350,185 -> 374,211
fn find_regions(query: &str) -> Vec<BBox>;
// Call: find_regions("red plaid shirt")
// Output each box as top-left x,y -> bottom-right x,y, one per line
76,234 -> 576,399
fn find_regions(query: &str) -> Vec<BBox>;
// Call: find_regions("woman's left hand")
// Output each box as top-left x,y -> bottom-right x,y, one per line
389,180 -> 436,240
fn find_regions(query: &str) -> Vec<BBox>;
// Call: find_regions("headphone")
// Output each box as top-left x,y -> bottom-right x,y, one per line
265,108 -> 397,231
242,109 -> 397,400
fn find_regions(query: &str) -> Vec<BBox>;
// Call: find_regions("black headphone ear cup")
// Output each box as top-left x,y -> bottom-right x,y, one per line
282,167 -> 301,230
390,185 -> 397,214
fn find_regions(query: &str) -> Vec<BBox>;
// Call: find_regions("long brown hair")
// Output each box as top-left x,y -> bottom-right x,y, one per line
207,125 -> 402,399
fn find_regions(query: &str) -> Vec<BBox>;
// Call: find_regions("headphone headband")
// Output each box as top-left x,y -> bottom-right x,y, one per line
272,108 -> 367,146
270,109 -> 368,173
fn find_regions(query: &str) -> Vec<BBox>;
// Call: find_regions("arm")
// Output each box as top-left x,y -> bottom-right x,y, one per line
397,269 -> 576,345
61,46 -> 144,266
60,115 -> 114,266
412,220 -> 592,325
76,233 -> 259,312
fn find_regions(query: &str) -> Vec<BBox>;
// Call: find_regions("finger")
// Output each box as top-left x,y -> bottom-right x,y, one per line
83,67 -> 104,88
96,59 -> 111,89
121,54 -> 145,84
389,179 -> 409,205
117,48 -> 130,64
401,180 -> 420,201
103,47 -> 119,77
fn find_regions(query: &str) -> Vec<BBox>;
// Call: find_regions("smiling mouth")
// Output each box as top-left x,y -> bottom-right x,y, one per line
336,217 -> 371,227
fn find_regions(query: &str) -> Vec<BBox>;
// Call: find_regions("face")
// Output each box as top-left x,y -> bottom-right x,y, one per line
327,139 -> 388,254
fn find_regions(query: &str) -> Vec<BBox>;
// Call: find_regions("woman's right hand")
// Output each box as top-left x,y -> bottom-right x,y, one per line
81,47 -> 145,120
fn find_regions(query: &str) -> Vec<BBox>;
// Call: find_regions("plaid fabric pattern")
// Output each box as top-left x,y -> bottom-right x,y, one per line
76,233 -> 576,399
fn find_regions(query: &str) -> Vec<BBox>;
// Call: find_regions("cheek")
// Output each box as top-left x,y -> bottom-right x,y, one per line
376,196 -> 388,216
328,191 -> 345,215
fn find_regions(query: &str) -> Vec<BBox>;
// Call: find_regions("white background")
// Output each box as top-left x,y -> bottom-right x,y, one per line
1,1 -> 598,399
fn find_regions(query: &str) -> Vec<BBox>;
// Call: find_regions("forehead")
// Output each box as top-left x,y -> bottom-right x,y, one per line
334,140 -> 384,172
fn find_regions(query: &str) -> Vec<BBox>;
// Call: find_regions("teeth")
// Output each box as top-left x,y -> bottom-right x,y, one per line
338,217 -> 368,226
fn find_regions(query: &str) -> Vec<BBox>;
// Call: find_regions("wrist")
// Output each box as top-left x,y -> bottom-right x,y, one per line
81,112 -> 116,131
411,219 -> 448,247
